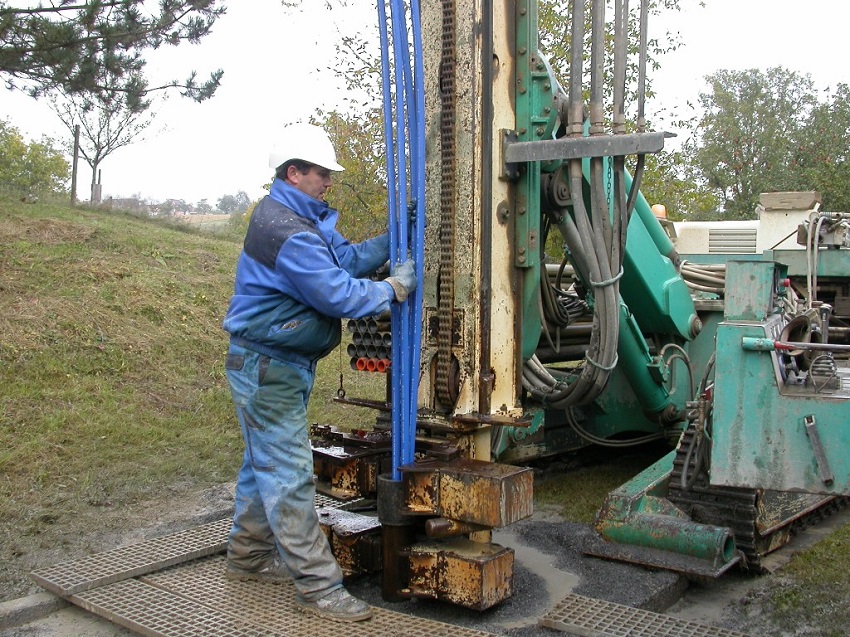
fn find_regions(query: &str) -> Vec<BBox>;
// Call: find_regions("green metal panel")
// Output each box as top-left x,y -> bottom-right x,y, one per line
711,319 -> 850,495
723,259 -> 783,321
615,302 -> 673,414
712,262 -> 850,495
680,249 -> 850,280
768,248 -> 850,278
591,451 -> 740,577
619,208 -> 698,339
514,0 -> 554,360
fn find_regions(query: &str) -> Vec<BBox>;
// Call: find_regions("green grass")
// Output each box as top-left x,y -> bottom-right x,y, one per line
760,520 -> 850,636
0,200 -> 243,529
0,197 -> 384,552
533,448 -> 664,523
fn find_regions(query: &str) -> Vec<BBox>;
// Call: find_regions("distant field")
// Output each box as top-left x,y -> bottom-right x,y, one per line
179,213 -> 233,225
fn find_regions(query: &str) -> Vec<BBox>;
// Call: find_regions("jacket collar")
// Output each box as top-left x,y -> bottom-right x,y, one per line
269,178 -> 330,224
268,178 -> 339,239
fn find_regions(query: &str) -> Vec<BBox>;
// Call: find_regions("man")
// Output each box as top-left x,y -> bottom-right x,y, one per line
222,123 -> 415,622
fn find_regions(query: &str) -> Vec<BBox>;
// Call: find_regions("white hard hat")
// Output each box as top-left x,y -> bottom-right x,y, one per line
269,123 -> 344,172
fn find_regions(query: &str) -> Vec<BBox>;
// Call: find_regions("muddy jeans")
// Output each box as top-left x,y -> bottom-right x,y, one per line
224,344 -> 343,601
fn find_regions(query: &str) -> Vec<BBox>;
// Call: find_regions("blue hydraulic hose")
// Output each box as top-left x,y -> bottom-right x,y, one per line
390,0 -> 413,478
390,0 -> 417,473
378,0 -> 426,480
408,0 -> 426,460
376,0 -> 402,478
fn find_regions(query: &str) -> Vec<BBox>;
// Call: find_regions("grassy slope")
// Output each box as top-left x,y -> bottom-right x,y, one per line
0,200 -> 242,538
0,197 -> 383,593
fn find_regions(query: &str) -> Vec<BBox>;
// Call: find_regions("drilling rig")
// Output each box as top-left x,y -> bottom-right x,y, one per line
26,3 -> 850,632
313,0 -> 850,611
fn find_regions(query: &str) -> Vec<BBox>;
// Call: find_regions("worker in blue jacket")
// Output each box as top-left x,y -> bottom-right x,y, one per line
222,123 -> 415,622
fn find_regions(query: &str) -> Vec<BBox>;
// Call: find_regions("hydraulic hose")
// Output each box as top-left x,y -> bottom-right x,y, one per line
378,0 -> 425,479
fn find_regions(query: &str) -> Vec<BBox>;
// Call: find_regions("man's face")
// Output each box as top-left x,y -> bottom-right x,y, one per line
288,165 -> 333,201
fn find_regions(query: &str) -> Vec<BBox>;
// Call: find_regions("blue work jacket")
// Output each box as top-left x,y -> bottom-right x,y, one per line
223,179 -> 393,366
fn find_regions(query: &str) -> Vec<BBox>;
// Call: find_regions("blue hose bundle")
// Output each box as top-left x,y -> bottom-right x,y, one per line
377,0 -> 425,480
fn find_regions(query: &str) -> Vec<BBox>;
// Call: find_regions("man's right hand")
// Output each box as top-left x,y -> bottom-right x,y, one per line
386,259 -> 417,303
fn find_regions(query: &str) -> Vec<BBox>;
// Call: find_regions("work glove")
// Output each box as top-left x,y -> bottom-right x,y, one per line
408,199 -> 418,225
386,259 -> 417,303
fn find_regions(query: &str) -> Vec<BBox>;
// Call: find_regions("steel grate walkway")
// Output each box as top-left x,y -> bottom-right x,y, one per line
31,518 -> 231,596
541,593 -> 754,637
31,496 -> 495,637
68,557 -> 493,637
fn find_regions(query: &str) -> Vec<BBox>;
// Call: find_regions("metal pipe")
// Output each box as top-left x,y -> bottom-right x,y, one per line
545,263 -> 576,277
567,0 -> 585,135
478,0 -> 494,416
612,0 -> 628,134
637,0 -> 649,130
589,0 -> 605,133
782,341 -> 850,353
425,517 -> 489,539
627,0 -> 650,213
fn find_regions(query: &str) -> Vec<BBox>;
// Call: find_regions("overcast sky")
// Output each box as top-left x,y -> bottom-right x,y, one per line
1,0 -> 848,205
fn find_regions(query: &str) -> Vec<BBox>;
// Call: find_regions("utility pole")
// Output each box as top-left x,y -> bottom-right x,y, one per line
71,125 -> 80,206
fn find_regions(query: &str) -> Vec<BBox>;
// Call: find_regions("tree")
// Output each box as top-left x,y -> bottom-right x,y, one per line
634,149 -> 719,220
49,91 -> 156,202
0,119 -> 69,195
320,109 -> 388,241
217,190 -> 250,214
0,1 -> 225,111
791,83 -> 850,211
538,0 -> 690,107
684,67 -> 819,218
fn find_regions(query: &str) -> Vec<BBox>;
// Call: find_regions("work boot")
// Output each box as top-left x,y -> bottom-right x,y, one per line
225,556 -> 291,584
295,588 -> 373,622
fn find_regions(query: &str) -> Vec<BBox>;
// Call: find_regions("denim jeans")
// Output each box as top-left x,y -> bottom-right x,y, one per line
224,344 -> 343,601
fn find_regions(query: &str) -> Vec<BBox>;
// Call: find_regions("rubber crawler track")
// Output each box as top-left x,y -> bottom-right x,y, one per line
667,424 -> 847,572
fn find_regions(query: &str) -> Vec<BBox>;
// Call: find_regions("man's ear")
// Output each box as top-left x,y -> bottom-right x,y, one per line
286,165 -> 301,184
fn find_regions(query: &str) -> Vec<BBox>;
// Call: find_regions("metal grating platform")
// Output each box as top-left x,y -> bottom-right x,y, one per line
31,495 -> 357,597
68,556 -> 495,637
313,492 -> 365,509
143,556 -> 492,636
31,518 -> 231,596
71,578 -> 267,637
32,495 -> 495,637
541,593 -> 754,637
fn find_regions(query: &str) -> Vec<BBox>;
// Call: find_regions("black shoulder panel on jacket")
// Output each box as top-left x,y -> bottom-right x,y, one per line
244,196 -> 320,269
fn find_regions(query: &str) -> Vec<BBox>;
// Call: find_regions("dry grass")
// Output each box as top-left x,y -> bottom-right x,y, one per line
0,196 -> 384,600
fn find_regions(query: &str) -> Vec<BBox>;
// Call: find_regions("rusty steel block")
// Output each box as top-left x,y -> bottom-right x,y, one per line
317,507 -> 382,577
401,463 -> 440,515
405,538 -> 514,610
312,443 -> 390,500
400,458 -> 533,528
